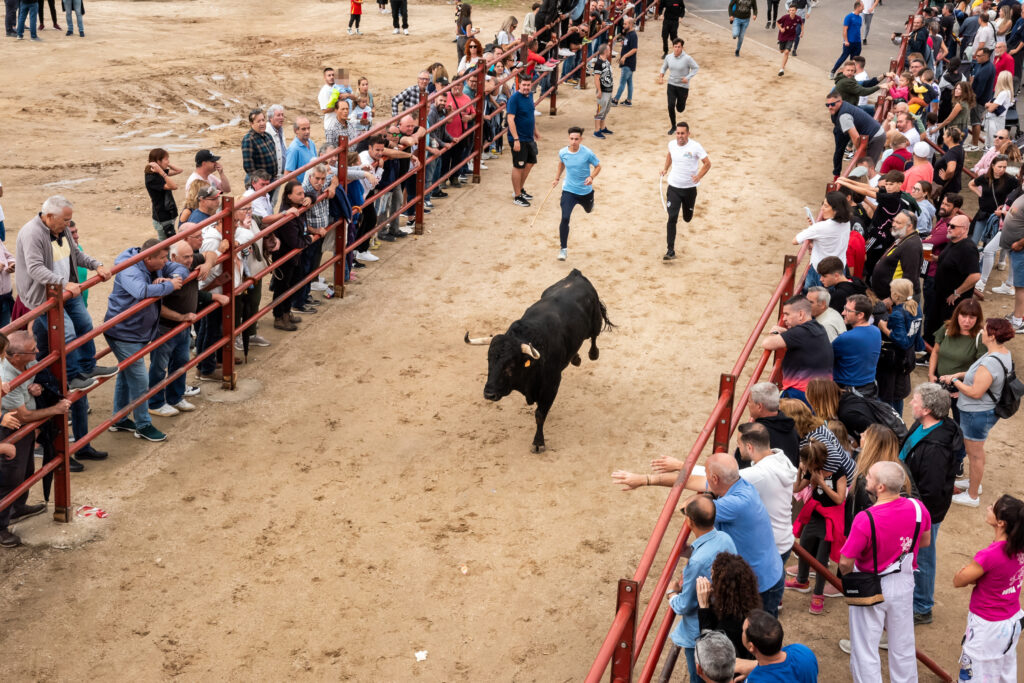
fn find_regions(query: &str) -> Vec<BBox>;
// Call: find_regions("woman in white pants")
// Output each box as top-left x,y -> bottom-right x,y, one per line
953,494 -> 1024,682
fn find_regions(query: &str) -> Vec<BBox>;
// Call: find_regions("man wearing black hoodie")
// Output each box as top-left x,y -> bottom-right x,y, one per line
737,382 -> 800,468
901,382 -> 962,626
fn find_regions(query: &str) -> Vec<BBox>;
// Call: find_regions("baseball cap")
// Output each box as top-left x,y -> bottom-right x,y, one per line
913,141 -> 932,159
197,186 -> 222,200
195,149 -> 221,165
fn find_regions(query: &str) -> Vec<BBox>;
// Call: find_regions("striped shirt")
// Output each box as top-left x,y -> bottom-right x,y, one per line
802,426 -> 856,482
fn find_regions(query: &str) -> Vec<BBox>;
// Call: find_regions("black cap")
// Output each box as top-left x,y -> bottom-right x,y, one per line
195,149 -> 220,165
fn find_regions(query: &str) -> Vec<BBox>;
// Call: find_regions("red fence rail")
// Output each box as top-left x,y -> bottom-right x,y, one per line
586,4 -> 953,681
0,7 -> 630,525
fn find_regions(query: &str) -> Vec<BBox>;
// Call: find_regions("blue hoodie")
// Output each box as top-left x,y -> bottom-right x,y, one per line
103,247 -> 189,343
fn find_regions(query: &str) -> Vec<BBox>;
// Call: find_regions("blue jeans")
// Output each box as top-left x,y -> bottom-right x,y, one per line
31,294 -> 97,382
684,646 -> 698,682
913,522 -> 940,614
106,337 -> 151,429
0,219 -> 5,241
760,572 -> 785,618
732,17 -> 750,53
614,66 -> 633,101
148,327 -> 190,409
195,311 -> 222,375
803,265 -> 823,291
65,0 -> 81,32
16,0 -> 37,38
832,41 -> 863,75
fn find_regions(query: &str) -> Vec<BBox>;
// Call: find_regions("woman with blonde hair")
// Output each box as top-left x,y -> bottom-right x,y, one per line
779,398 -> 856,484
805,378 -> 875,442
984,70 -> 1014,149
876,278 -> 922,413
846,424 -> 915,525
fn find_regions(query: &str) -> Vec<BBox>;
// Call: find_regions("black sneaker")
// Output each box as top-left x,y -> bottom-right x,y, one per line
433,190 -> 449,198
68,457 -> 84,473
134,424 -> 167,442
292,305 -> 317,314
378,233 -> 396,242
663,251 -> 677,261
68,376 -> 100,392
520,189 -> 534,200
514,196 -> 531,207
83,365 -> 119,380
0,529 -> 22,547
913,611 -> 933,625
108,418 -> 136,433
10,502 -> 46,522
622,100 -> 632,106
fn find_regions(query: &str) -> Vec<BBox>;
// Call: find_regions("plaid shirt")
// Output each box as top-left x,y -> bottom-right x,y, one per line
241,129 -> 278,182
302,175 -> 332,230
391,84 -> 423,116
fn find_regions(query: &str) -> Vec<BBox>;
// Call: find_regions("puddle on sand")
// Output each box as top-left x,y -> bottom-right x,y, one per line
206,117 -> 242,131
112,130 -> 141,139
210,74 -> 226,81
43,177 -> 95,189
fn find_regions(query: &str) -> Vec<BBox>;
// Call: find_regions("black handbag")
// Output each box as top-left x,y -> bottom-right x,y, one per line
841,510 -> 885,606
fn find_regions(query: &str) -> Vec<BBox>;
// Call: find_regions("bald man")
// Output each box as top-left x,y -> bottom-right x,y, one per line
285,117 -> 318,183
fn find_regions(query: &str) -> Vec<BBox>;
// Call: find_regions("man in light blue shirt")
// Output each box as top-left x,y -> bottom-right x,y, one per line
551,127 -> 601,261
706,452 -> 785,617
666,493 -> 736,683
284,116 -> 318,183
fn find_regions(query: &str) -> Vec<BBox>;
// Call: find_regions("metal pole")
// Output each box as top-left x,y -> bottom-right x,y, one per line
472,63 -> 485,185
610,579 -> 638,683
335,138 -> 348,298
712,373 -> 736,453
415,90 -> 428,234
220,196 -> 236,390
46,284 -> 71,523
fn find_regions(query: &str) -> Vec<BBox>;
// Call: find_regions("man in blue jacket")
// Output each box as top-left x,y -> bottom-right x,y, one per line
103,239 -> 185,443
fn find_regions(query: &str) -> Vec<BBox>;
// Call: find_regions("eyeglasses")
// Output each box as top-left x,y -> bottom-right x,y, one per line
995,135 -> 1008,140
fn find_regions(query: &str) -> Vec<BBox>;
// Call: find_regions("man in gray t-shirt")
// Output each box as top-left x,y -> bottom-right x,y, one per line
657,39 -> 699,134
999,195 -> 1024,331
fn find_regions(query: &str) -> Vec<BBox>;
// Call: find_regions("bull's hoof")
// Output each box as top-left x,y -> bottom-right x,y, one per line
589,347 -> 600,361
571,354 -> 581,366
531,443 -> 546,454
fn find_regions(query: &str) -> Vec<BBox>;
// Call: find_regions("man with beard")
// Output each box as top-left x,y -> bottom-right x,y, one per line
870,210 -> 923,302
835,171 -> 919,279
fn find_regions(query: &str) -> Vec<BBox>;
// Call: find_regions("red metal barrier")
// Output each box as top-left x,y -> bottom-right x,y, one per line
0,9 -> 623,526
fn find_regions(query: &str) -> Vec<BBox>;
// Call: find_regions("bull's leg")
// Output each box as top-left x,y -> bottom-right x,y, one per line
588,338 -> 599,361
531,377 -> 561,453
571,354 -> 581,366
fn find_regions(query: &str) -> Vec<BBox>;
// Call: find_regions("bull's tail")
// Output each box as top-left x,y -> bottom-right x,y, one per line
598,300 -> 615,331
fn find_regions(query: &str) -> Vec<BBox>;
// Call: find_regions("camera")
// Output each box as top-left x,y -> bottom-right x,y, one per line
939,379 -> 958,393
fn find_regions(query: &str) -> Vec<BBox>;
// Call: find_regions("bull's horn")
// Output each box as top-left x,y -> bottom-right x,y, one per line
464,332 -> 493,345
521,343 -> 541,359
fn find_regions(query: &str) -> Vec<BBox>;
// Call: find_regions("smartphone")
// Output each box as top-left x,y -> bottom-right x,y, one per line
804,206 -> 814,222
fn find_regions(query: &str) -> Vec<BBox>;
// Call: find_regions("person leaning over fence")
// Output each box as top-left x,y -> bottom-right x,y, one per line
0,331 -> 70,548
839,461 -> 930,683
953,493 -> 1024,682
103,239 -> 184,444
762,295 -> 833,403
270,181 -> 313,333
294,164 -> 338,315
662,493 -> 737,683
736,609 -> 819,682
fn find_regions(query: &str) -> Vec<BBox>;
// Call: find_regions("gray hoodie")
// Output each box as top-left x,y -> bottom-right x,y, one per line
14,214 -> 102,309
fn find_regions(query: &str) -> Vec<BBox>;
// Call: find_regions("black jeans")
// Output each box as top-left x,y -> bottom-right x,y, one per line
766,0 -> 780,23
294,238 -> 325,308
271,259 -> 299,320
196,308 -> 223,375
559,190 -> 595,249
666,84 -> 689,128
0,427 -> 35,531
235,280 -> 261,355
391,0 -> 407,29
348,14 -> 360,29
665,185 -> 697,251
4,0 -> 18,33
797,515 -> 832,595
661,18 -> 679,54
36,0 -> 56,25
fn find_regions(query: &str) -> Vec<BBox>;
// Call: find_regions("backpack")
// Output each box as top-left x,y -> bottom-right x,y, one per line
985,356 -> 1024,419
864,396 -> 910,442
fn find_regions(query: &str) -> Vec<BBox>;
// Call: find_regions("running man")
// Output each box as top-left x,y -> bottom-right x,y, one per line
551,127 -> 602,261
777,5 -> 803,76
660,122 -> 711,260
658,38 -> 699,135
508,77 -> 541,207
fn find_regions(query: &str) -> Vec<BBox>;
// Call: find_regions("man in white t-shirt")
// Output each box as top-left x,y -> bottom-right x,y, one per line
736,422 -> 798,562
318,67 -> 352,136
659,122 -> 711,261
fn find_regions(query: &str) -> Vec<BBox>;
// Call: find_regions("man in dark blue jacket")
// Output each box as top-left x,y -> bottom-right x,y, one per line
969,47 -> 995,149
103,239 -> 185,443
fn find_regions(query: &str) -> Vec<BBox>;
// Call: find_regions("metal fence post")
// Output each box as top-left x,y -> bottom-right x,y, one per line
779,254 -> 797,318
45,284 -> 71,523
335,138 -> 348,299
610,579 -> 638,683
415,91 -> 428,234
712,373 -> 736,454
220,196 -> 236,390
472,63 -> 486,185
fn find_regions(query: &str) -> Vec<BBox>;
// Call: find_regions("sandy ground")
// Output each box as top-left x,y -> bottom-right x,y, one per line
0,0 -> 1021,681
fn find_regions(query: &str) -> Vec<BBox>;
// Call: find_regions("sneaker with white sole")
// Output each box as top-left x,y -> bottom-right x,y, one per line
993,283 -> 1016,295
955,478 -> 979,492
356,250 -> 379,262
1012,317 -> 1024,333
310,281 -> 328,291
514,196 -> 530,207
952,490 -> 981,507
184,385 -> 201,397
172,399 -> 196,412
839,635 -> 888,654
403,28 -> 409,34
399,226 -> 414,235
234,336 -> 244,351
558,248 -> 567,261
393,28 -> 399,34
148,404 -> 180,418
251,335 -> 271,347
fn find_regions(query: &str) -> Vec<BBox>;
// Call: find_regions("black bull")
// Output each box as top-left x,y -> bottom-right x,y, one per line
464,269 -> 613,452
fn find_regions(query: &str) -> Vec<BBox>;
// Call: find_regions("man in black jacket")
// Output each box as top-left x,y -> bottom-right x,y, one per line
735,382 -> 800,468
660,0 -> 685,56
901,382 -> 962,626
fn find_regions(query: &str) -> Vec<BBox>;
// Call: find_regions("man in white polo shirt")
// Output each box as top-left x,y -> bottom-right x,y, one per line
659,122 -> 711,261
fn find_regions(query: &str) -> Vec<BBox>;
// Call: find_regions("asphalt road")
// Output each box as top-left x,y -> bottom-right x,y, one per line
681,0 -> 924,76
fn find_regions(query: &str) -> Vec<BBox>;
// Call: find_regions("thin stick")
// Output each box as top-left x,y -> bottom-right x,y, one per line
529,184 -> 557,228
659,175 -> 667,214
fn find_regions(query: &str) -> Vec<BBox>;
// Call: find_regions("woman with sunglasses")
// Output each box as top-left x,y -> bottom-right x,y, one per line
969,154 -> 1016,247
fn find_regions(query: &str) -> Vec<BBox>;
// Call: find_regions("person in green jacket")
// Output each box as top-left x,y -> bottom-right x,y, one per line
832,60 -> 891,110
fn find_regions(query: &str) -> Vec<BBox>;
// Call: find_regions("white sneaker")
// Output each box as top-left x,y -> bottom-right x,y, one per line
399,226 -> 414,235
997,261 -> 1008,271
403,28 -> 409,35
839,636 -> 888,654
393,28 -> 399,34
184,384 -> 201,397
172,399 -> 196,412
149,404 -> 180,417
558,248 -> 567,261
558,48 -> 574,57
952,491 -> 981,507
251,335 -> 271,347
234,336 -> 243,351
993,283 -> 1016,295
955,479 -> 981,493
356,250 -> 379,262
310,281 -> 328,292
479,162 -> 488,170
347,28 -> 352,34
534,108 -> 544,116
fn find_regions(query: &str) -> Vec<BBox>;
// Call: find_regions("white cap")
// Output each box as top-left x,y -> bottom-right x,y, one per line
913,141 -> 932,159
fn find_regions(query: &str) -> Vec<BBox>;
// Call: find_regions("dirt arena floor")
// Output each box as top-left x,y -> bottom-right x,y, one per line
0,0 -> 1021,680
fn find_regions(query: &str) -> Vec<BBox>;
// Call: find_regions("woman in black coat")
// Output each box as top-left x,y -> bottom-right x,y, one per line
270,180 -> 309,331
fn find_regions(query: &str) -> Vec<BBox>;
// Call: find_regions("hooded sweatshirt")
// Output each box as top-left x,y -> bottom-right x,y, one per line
833,73 -> 881,105
739,448 -> 799,554
901,418 -> 964,524
734,412 -> 801,470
